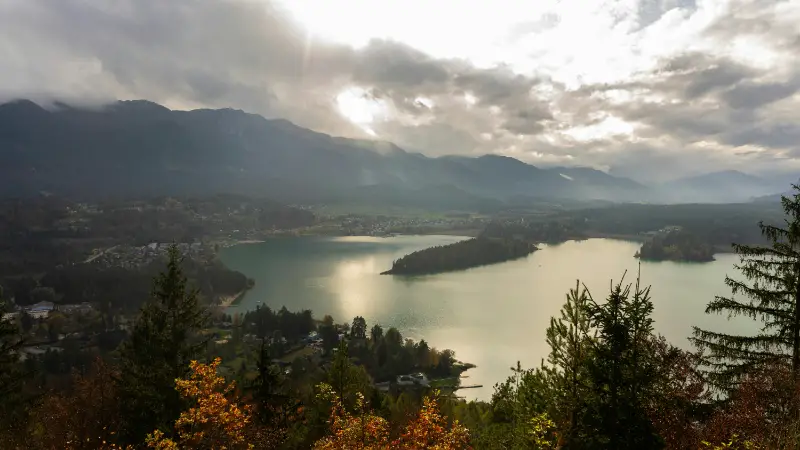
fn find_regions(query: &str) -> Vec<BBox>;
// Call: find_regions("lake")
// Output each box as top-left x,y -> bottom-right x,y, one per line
220,235 -> 757,401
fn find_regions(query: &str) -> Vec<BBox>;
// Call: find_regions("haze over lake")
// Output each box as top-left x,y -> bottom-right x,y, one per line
220,235 -> 756,401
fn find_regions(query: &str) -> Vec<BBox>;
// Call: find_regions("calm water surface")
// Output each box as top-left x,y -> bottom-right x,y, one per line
220,235 -> 757,401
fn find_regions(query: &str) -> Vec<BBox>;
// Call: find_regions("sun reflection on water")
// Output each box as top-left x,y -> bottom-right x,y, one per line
331,256 -> 384,321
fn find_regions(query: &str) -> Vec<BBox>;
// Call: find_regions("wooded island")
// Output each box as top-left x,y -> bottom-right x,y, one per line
635,228 -> 715,262
381,237 -> 537,275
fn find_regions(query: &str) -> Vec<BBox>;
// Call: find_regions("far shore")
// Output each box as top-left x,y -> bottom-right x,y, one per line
217,289 -> 248,308
235,239 -> 265,245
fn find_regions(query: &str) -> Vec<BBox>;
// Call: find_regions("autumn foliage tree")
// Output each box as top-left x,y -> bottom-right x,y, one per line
644,336 -> 708,450
702,362 -> 800,448
313,383 -> 470,449
391,394 -> 470,449
146,357 -> 264,450
28,358 -> 123,450
313,383 -> 391,450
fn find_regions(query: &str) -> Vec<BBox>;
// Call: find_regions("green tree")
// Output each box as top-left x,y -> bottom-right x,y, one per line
692,184 -> 800,389
488,361 -> 556,449
350,316 -> 367,340
0,287 -> 25,439
270,329 -> 285,356
231,313 -> 243,345
415,339 -> 430,367
319,322 -> 339,355
46,311 -> 66,341
29,286 -> 56,305
545,280 -> 593,445
248,340 -> 292,445
385,327 -> 403,351
574,272 -> 663,450
19,311 -> 33,334
116,245 -> 209,444
326,340 -> 371,410
370,324 -> 383,345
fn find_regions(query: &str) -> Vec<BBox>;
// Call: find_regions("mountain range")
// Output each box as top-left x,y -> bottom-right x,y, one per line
660,170 -> 790,203
0,99 -> 792,208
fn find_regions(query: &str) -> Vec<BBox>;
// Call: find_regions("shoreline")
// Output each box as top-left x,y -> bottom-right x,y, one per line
217,289 -> 248,308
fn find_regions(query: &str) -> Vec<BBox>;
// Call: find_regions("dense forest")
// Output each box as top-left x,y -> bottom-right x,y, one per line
481,219 -> 585,244
557,202 -> 783,249
635,229 -> 715,262
382,237 -> 537,275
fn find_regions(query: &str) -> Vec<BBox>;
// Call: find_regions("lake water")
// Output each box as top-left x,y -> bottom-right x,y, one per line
220,235 -> 757,401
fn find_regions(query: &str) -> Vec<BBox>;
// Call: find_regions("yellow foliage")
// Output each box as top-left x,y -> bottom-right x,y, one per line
525,413 -> 557,449
392,393 -> 470,449
313,383 -> 391,450
701,434 -> 763,450
146,358 -> 255,450
313,384 -> 470,450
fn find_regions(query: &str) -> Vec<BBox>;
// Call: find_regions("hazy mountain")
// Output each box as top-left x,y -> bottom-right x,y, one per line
0,99 -> 647,208
751,190 -> 796,203
658,170 -> 786,203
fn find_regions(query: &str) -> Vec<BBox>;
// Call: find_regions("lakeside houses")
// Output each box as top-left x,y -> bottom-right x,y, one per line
88,242 -> 212,269
25,301 -> 55,319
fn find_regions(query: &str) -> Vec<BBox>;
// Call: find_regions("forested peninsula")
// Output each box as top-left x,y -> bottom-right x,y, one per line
635,228 -> 715,262
381,237 -> 536,275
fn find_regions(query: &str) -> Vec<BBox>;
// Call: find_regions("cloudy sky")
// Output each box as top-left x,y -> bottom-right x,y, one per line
2,0 -> 799,181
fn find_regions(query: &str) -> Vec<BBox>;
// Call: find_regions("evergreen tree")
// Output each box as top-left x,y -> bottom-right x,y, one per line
574,272 -> 663,450
489,361 -> 557,449
116,245 -> 209,444
248,340 -> 292,444
692,184 -> 800,389
0,286 -> 26,438
326,340 -> 371,410
251,340 -> 282,418
545,280 -> 593,445
370,324 -> 383,345
351,316 -> 367,340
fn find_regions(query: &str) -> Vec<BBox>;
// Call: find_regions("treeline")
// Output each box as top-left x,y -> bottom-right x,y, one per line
383,236 -> 536,275
481,219 -> 585,244
4,257 -> 250,312
558,202 -> 783,248
0,194 -> 315,276
636,229 -> 715,262
342,316 -> 463,382
236,306 -> 464,382
90,194 -> 315,245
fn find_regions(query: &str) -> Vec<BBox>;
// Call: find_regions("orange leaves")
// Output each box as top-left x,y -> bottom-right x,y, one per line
702,362 -> 800,448
392,395 -> 470,450
313,384 -> 470,450
313,384 -> 391,450
28,358 -> 124,450
146,358 -> 255,450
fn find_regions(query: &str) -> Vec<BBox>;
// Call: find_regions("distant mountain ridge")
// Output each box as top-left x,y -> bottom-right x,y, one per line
0,99 -> 649,208
659,170 -> 789,203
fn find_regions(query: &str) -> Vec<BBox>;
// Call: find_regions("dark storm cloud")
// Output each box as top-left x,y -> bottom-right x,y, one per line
0,0 -> 339,114
353,40 -> 452,88
721,78 -> 800,110
723,124 -> 800,150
